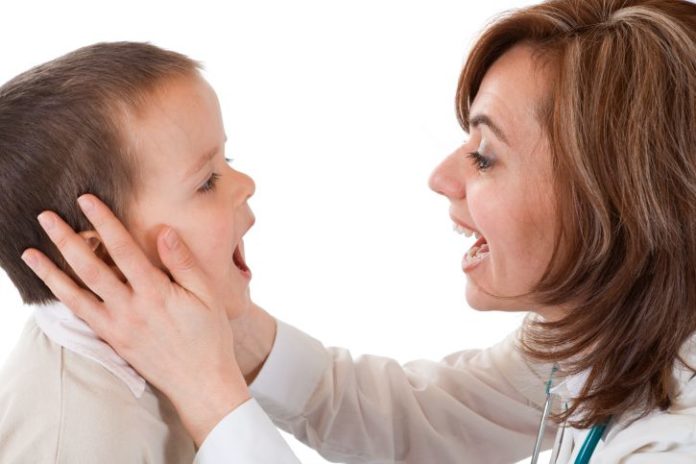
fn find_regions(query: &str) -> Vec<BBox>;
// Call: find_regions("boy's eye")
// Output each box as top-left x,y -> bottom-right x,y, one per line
198,173 -> 220,193
197,158 -> 233,193
467,150 -> 493,171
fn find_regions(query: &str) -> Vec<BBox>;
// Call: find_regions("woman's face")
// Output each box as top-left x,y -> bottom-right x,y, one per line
429,44 -> 558,314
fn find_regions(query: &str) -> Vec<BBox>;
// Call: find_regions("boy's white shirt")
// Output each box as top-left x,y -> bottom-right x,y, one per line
33,302 -> 146,397
31,301 -> 298,464
32,301 -> 696,463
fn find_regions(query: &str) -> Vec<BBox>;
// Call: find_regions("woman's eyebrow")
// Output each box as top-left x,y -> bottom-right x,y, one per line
468,113 -> 510,146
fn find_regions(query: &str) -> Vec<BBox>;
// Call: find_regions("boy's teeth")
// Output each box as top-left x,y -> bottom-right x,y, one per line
474,232 -> 481,240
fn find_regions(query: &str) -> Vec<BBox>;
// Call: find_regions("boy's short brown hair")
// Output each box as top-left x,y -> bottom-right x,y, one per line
0,42 -> 200,304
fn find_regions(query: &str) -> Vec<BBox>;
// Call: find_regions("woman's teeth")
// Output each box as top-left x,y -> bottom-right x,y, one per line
453,223 -> 489,270
452,223 -> 481,239
463,242 -> 490,267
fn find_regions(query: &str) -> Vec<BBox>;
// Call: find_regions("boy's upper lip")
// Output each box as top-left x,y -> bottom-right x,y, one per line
240,210 -> 256,238
244,214 -> 255,235
237,214 -> 255,246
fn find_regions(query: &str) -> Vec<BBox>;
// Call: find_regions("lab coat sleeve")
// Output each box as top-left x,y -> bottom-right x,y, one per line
247,318 -> 557,464
194,397 -> 301,463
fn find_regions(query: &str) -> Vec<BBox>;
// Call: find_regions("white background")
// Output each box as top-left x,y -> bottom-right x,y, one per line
0,1 -> 547,462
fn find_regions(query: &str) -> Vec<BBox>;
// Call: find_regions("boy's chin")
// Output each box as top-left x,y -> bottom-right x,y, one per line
224,295 -> 252,321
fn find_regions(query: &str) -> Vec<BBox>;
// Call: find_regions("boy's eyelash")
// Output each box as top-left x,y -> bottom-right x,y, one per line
199,173 -> 221,193
467,151 -> 493,171
198,158 -> 234,193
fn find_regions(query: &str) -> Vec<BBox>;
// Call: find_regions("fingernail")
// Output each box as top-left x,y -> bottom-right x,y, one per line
164,228 -> 179,249
21,251 -> 38,270
77,195 -> 94,213
37,212 -> 54,231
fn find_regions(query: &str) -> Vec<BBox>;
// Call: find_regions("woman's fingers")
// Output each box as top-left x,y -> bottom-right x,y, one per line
36,210 -> 130,304
21,248 -> 109,335
157,227 -> 214,306
76,194 -> 169,294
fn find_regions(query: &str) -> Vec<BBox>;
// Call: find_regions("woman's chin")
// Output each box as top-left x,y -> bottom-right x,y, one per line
465,281 -> 497,310
465,280 -> 519,311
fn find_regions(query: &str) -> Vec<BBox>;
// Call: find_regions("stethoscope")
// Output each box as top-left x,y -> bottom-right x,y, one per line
530,365 -> 610,464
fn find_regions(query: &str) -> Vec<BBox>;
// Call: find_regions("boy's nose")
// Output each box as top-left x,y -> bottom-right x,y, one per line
428,147 -> 467,200
241,171 -> 256,200
232,169 -> 256,202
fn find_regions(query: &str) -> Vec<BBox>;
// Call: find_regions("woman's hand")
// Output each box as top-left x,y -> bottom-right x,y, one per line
21,194 -> 257,446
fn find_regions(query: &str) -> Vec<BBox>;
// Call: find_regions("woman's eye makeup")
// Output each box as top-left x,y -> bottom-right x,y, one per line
466,150 -> 494,171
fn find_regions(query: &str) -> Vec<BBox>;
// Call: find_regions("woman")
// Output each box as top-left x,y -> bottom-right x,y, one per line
21,0 -> 696,462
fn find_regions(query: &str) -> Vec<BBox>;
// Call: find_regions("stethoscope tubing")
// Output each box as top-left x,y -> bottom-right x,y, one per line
530,365 -> 610,464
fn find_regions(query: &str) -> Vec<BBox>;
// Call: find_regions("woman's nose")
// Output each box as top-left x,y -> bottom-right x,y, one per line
428,148 -> 467,200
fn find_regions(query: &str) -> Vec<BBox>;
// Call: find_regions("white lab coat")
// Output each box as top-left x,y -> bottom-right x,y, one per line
194,318 -> 696,463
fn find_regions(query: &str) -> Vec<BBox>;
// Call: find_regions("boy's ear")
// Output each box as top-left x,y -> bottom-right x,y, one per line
76,230 -> 127,283
77,230 -> 103,255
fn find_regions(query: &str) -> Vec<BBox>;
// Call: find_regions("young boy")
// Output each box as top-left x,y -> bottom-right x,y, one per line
0,42 -> 256,462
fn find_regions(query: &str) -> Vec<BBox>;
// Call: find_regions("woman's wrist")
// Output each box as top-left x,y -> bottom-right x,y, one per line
171,368 -> 252,447
232,303 -> 278,384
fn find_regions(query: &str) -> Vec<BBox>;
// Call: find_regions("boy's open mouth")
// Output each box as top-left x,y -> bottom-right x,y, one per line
233,243 -> 250,273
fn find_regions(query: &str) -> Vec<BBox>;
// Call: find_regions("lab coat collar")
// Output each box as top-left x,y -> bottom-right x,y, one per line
32,300 -> 146,398
548,368 -> 589,400
548,331 -> 696,402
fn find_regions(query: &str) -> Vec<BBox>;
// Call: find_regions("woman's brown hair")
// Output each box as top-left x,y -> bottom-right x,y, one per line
457,0 -> 696,427
0,42 -> 200,305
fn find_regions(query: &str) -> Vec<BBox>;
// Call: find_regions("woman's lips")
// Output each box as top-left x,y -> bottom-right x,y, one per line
462,235 -> 490,272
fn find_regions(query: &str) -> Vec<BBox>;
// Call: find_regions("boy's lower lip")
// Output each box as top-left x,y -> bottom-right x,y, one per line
238,266 -> 252,280
233,240 -> 251,280
233,255 -> 252,280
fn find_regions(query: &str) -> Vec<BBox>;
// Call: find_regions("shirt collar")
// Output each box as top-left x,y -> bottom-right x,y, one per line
32,300 -> 146,398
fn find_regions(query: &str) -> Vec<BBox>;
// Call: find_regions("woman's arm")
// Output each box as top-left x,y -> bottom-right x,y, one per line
25,194 -> 556,463
245,317 -> 557,464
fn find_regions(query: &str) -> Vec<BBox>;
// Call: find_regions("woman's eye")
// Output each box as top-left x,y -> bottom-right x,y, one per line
467,151 -> 493,171
198,173 -> 221,193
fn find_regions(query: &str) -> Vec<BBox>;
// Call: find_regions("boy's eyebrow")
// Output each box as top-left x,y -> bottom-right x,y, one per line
182,146 -> 220,181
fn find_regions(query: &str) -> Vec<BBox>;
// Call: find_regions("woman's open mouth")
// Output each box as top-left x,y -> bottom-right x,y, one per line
452,221 -> 490,272
463,234 -> 489,271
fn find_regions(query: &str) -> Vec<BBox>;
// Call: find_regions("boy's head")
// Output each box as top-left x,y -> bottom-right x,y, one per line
0,42 -> 256,317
